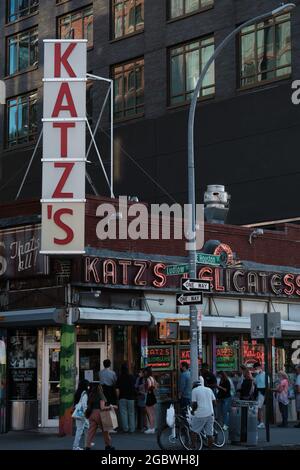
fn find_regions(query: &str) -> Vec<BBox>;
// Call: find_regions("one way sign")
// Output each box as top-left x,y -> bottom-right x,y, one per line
176,292 -> 203,306
181,278 -> 211,292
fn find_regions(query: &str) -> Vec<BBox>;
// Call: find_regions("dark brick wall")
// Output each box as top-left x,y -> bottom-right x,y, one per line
1,1 -> 300,224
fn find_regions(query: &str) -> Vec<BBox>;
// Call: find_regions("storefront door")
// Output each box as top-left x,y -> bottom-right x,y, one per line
42,343 -> 60,427
76,344 -> 106,385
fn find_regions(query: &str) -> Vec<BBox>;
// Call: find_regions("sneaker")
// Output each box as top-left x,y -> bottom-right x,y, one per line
110,429 -> 117,433
257,422 -> 265,429
144,428 -> 155,434
91,442 -> 95,447
223,425 -> 228,431
72,447 -> 83,450
105,445 -> 115,451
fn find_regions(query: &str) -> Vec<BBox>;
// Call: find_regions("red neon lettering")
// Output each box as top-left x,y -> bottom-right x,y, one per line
296,275 -> 300,296
52,162 -> 75,198
153,263 -> 167,288
54,43 -> 77,78
52,83 -> 77,118
53,208 -> 74,245
53,122 -> 75,158
283,273 -> 295,296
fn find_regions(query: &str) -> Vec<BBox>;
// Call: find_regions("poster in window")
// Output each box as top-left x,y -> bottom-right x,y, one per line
8,330 -> 37,400
216,345 -> 238,371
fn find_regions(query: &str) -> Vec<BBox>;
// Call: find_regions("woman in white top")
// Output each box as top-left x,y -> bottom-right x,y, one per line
72,380 -> 90,450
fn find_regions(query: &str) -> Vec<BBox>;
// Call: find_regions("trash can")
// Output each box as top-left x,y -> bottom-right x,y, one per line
11,400 -> 38,431
229,400 -> 258,446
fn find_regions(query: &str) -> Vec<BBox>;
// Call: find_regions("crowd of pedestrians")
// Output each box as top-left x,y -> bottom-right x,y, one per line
70,358 -> 300,450
71,361 -> 158,450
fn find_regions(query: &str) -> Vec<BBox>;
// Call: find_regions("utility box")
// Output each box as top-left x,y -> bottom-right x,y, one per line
229,400 -> 258,446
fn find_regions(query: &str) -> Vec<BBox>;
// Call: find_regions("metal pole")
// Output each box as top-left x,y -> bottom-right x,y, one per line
187,4 -> 295,383
264,313 -> 270,442
110,80 -> 114,199
15,130 -> 43,200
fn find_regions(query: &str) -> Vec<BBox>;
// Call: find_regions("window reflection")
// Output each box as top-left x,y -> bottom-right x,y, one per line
113,58 -> 144,120
7,0 -> 39,23
112,0 -> 144,39
240,14 -> 291,87
7,28 -> 38,76
58,6 -> 93,47
169,36 -> 215,106
6,92 -> 37,148
169,0 -> 213,20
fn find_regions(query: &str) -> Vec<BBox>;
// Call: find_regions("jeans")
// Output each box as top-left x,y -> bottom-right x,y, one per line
73,418 -> 88,449
119,399 -> 136,432
219,397 -> 232,427
279,402 -> 288,426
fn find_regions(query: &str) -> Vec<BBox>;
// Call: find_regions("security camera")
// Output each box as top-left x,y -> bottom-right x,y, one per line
249,228 -> 264,244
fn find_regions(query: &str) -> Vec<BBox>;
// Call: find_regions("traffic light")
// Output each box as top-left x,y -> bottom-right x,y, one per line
157,321 -> 179,341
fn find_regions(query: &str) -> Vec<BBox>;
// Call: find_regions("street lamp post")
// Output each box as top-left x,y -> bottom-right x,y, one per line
188,3 -> 296,384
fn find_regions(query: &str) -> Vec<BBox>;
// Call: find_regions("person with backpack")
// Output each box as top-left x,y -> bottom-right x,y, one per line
72,380 -> 90,450
216,371 -> 232,431
143,367 -> 158,434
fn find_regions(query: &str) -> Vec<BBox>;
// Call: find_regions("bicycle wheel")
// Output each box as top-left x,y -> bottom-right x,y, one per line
179,425 -> 203,451
212,421 -> 226,448
157,425 -> 184,450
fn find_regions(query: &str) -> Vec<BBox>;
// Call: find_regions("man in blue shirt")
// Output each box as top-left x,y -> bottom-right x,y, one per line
254,362 -> 266,429
179,362 -> 191,414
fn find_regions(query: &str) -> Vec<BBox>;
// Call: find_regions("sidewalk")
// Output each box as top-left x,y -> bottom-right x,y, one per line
0,426 -> 299,451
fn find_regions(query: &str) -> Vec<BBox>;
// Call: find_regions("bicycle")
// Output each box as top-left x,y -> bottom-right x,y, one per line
157,412 -> 201,450
179,412 -> 225,450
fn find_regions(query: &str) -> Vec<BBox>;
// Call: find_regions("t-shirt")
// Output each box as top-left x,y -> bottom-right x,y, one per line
99,368 -> 117,386
116,374 -> 136,400
255,371 -> 266,389
192,386 -> 215,418
90,390 -> 106,410
179,370 -> 192,400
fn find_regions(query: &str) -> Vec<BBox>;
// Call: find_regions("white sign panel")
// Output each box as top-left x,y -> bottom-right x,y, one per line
44,40 -> 87,79
43,81 -> 86,119
41,202 -> 85,253
42,120 -> 86,160
42,161 -> 86,200
41,39 -> 87,254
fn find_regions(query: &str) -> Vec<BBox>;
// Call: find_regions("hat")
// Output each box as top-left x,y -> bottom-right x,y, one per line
193,376 -> 205,387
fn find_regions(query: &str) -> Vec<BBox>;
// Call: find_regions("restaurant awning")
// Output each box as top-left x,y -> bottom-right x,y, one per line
77,307 -> 151,325
0,308 -> 64,326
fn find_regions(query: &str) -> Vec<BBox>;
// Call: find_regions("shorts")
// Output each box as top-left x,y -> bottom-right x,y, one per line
191,415 -> 214,437
257,392 -> 265,409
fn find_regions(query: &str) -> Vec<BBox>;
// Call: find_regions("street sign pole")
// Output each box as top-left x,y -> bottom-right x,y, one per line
264,313 -> 270,443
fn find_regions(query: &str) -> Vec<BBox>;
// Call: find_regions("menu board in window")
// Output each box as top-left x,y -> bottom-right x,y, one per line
8,329 -> 37,400
146,346 -> 174,371
216,345 -> 238,371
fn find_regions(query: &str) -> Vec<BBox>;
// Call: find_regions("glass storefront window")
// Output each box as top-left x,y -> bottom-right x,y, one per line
76,326 -> 105,343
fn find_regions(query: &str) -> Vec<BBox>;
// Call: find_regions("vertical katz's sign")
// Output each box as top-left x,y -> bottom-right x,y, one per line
41,40 -> 87,254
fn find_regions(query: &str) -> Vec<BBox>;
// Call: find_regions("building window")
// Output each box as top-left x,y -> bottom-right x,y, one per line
168,0 -> 213,20
112,0 -> 144,39
169,36 -> 215,106
113,58 -> 144,120
6,91 -> 38,148
239,14 -> 291,88
7,0 -> 39,23
7,28 -> 38,76
58,6 -> 93,48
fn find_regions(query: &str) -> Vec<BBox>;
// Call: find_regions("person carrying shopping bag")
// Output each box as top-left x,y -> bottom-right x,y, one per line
72,380 -> 90,450
85,384 -> 118,450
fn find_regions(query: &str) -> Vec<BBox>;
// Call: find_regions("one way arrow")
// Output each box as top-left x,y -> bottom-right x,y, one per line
176,292 -> 203,306
181,279 -> 211,292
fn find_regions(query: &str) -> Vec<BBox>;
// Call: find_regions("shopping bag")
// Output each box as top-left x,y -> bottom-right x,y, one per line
100,408 -> 118,431
166,404 -> 175,428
